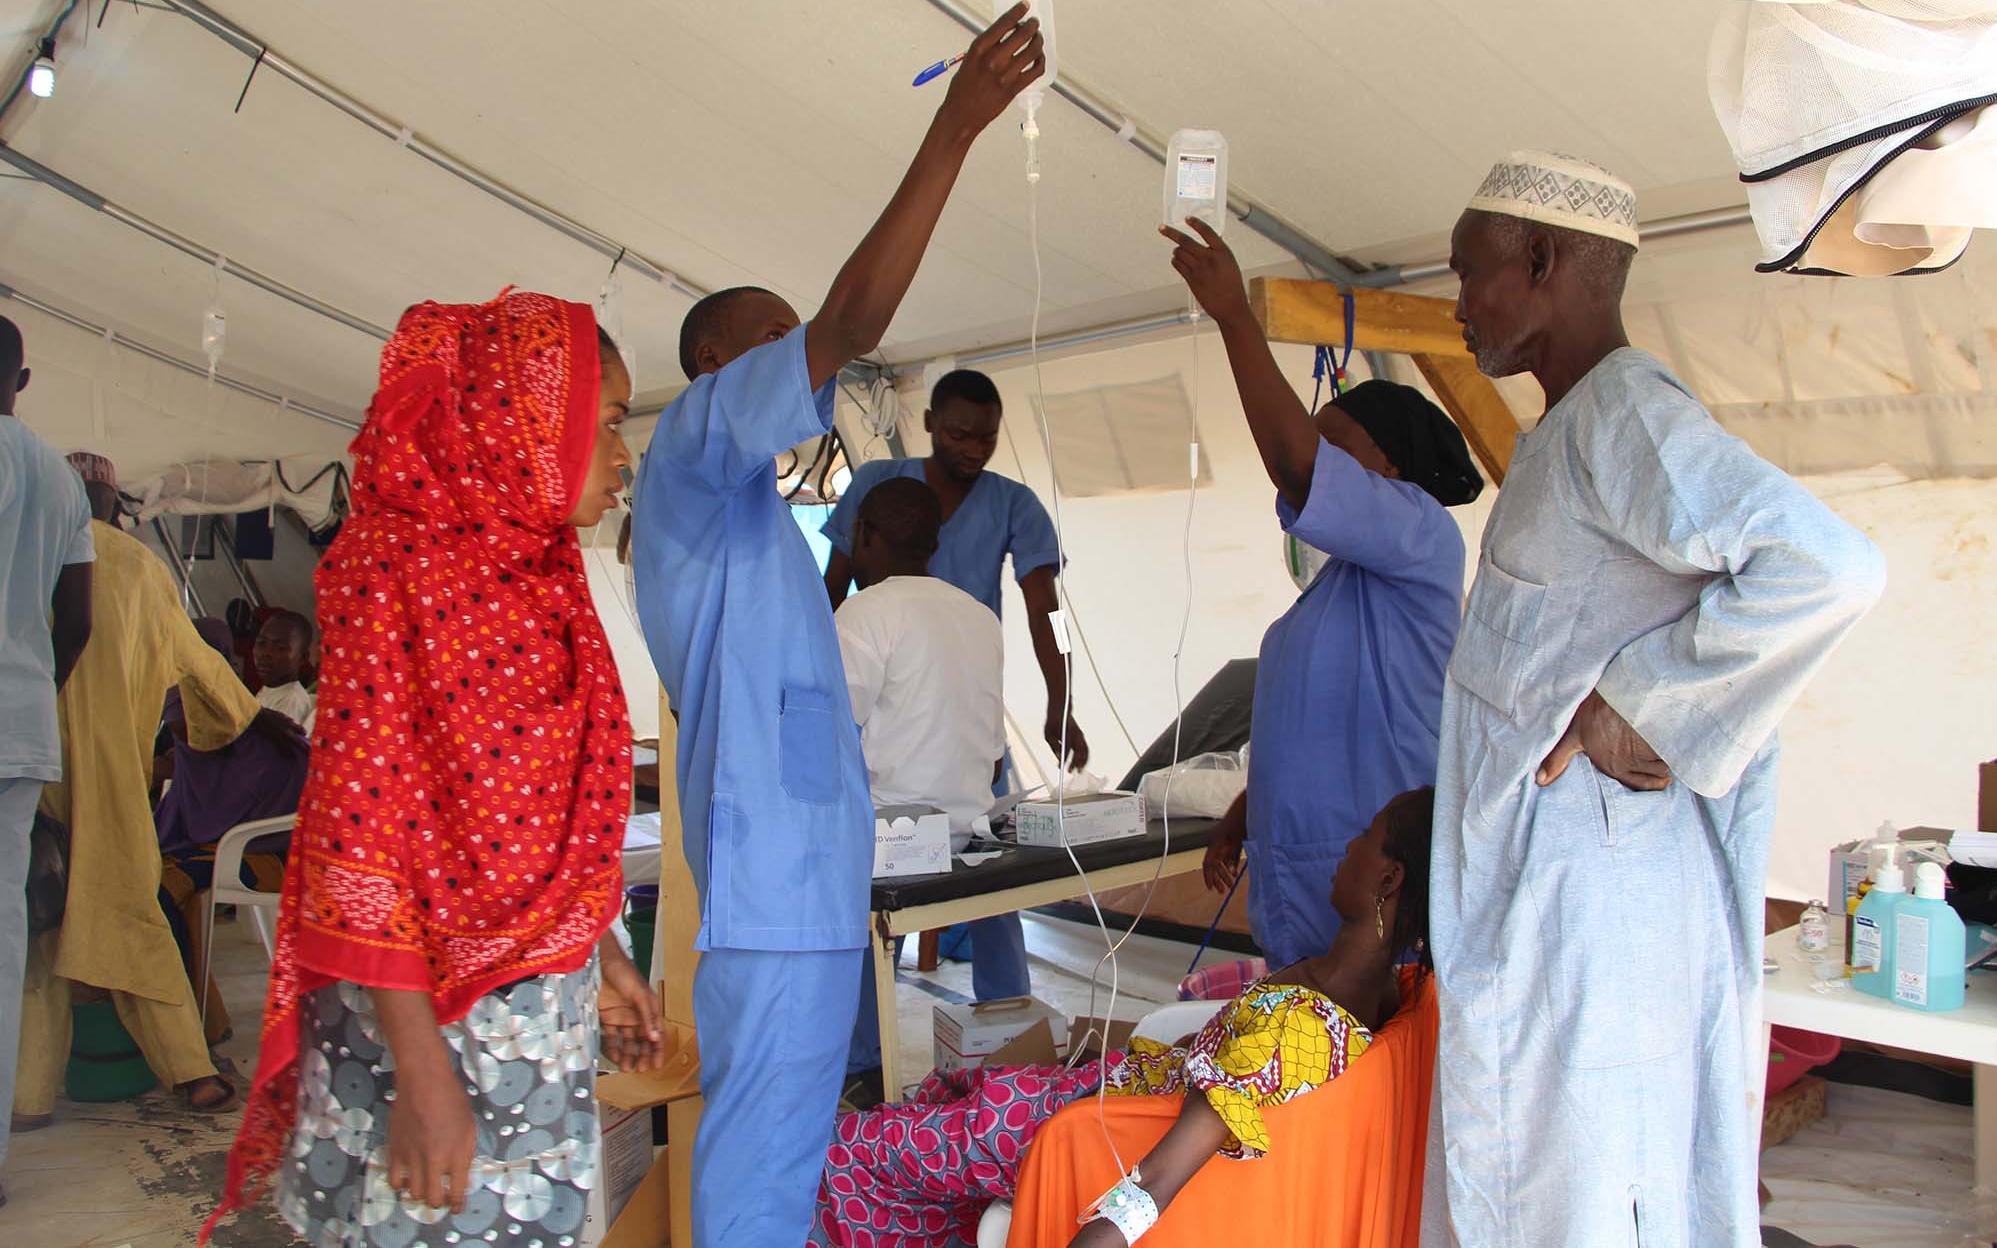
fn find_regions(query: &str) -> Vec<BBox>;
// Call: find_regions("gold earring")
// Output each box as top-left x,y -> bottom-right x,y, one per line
1374,897 -> 1386,942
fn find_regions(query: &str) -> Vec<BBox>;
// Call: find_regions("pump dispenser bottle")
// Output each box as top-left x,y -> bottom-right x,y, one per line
1851,844 -> 1907,998
1892,862 -> 1966,1012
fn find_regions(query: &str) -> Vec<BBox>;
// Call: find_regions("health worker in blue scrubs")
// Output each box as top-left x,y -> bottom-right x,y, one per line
821,369 -> 1079,1081
629,12 -> 1045,1244
1163,217 -> 1483,971
823,368 -> 1087,773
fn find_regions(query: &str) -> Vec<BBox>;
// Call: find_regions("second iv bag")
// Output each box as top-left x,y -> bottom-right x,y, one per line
1165,129 -> 1229,234
202,305 -> 226,377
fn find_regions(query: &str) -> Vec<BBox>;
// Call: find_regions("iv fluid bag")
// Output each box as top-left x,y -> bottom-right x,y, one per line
995,0 -> 1056,113
202,305 -> 226,373
1165,129 -> 1228,233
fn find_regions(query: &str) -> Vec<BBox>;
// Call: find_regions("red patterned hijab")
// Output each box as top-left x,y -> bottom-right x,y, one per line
207,292 -> 632,1236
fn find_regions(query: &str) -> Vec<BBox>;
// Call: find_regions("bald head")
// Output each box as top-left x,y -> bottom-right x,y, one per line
851,476 -> 942,589
677,286 -> 798,380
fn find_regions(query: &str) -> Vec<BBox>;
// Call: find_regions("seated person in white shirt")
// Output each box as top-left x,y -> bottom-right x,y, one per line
835,476 -> 1009,1105
252,610 -> 316,735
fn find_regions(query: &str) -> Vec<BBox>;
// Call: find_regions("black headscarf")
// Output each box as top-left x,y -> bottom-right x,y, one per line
1330,379 -> 1484,507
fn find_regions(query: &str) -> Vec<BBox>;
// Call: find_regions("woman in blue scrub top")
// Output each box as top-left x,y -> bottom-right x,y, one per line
1163,218 -> 1484,971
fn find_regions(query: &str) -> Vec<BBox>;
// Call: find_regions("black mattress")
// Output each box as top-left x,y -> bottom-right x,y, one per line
1116,658 -> 1257,791
870,817 -> 1217,912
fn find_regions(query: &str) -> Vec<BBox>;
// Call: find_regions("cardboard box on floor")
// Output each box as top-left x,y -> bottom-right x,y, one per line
581,1101 -> 657,1248
977,1010 -> 1145,1070
934,996 -> 1069,1072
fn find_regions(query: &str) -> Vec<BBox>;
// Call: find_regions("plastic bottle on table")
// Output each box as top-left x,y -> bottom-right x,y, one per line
1851,844 -> 1907,998
1892,862 -> 1965,1012
1799,900 -> 1830,954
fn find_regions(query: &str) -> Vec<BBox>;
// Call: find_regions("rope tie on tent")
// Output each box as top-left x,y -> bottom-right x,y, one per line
1309,289 -> 1357,413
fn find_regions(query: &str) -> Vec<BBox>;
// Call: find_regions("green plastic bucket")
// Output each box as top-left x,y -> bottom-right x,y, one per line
66,1000 -> 157,1102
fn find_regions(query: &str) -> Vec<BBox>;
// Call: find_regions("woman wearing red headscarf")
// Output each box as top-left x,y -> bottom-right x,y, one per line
205,292 -> 664,1246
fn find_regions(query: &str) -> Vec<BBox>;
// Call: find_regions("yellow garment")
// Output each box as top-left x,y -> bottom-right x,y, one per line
1104,979 -> 1373,1159
37,521 -> 259,1002
14,932 -> 215,1115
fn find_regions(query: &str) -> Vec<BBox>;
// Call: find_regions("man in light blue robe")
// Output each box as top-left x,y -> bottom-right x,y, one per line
1423,151 -> 1886,1248
628,15 -> 1046,1244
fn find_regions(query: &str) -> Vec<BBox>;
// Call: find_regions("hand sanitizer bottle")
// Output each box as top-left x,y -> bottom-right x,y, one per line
1892,862 -> 1965,1011
1851,844 -> 1906,998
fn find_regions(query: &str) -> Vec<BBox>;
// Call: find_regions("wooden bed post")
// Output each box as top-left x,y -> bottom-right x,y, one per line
1248,277 -> 1520,485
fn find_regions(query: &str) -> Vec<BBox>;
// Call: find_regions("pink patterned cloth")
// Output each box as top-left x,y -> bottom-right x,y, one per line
809,1061 -> 1107,1247
1177,957 -> 1268,1001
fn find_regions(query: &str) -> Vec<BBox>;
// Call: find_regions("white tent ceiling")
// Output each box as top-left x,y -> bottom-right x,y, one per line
1,0 -> 1745,425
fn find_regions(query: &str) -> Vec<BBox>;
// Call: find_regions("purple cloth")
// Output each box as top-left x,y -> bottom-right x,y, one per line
154,688 -> 307,855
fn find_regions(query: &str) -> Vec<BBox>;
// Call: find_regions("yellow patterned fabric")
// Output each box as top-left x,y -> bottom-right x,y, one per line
1103,980 -> 1372,1159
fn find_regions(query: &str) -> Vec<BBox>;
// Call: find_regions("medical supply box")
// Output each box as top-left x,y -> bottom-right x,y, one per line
874,804 -> 952,879
934,996 -> 1069,1073
1013,791 -> 1148,848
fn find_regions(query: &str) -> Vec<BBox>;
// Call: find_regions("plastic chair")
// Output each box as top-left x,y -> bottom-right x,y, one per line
1128,999 -> 1230,1046
1007,970 -> 1438,1247
198,814 -> 292,1032
973,997 -> 1270,1244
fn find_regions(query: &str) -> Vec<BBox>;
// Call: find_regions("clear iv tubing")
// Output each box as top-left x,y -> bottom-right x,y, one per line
1022,165 -> 1201,1177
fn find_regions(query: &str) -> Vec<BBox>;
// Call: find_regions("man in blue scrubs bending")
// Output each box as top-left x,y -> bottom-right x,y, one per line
1162,217 -> 1483,971
629,10 -> 1043,1243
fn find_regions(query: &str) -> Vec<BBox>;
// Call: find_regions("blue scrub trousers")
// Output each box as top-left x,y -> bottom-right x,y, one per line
692,945 -> 862,1248
846,912 -> 1029,1074
0,778 -> 43,1169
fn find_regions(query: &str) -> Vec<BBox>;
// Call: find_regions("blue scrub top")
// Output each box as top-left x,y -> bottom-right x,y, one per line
823,458 -> 1058,617
631,327 -> 875,953
1247,441 -> 1464,969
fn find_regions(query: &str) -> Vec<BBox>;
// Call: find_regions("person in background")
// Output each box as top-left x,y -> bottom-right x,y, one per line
155,616 -> 309,1044
206,293 -> 663,1245
1426,151 -> 1885,1246
821,368 -> 1075,1010
250,609 -> 316,733
834,478 -> 1005,1105
0,314 -> 94,1210
824,368 -> 1086,775
66,451 -> 123,530
1161,219 -> 1478,973
629,12 -> 1043,1243
16,452 -> 246,1129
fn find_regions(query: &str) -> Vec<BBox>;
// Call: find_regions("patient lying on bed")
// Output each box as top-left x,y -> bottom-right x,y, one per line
808,787 -> 1435,1248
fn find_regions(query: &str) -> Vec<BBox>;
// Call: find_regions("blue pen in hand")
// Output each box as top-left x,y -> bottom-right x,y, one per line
911,53 -> 965,87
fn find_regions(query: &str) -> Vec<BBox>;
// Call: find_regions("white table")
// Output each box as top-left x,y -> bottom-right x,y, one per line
1761,924 -> 1997,1192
